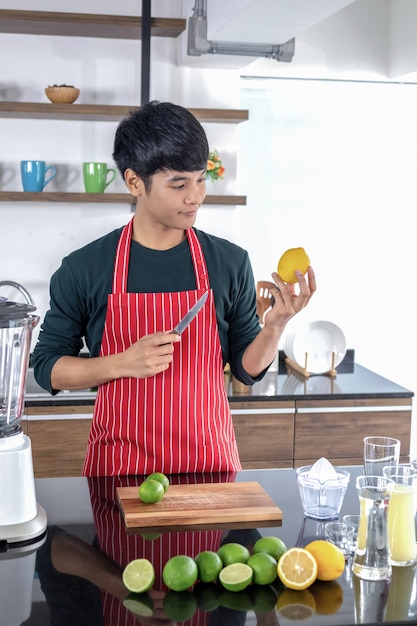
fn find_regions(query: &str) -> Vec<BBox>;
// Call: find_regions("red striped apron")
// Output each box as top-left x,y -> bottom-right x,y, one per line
83,218 -> 241,476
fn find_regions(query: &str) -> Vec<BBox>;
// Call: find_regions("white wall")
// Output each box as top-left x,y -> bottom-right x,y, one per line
0,0 -> 415,454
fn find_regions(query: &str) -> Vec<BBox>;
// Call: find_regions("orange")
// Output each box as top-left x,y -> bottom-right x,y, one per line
277,247 -> 310,283
304,540 -> 345,581
277,547 -> 318,590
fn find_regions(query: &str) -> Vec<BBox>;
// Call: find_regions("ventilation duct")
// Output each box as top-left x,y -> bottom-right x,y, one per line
187,0 -> 295,62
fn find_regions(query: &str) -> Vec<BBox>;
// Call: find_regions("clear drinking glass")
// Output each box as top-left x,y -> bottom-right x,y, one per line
363,436 -> 400,476
352,475 -> 394,581
382,465 -> 417,566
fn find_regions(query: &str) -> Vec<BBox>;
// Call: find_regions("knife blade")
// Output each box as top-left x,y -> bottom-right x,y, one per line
172,291 -> 208,335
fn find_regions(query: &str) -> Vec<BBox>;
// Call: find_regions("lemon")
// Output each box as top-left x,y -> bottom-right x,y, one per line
219,562 -> 253,592
123,592 -> 154,617
138,478 -> 165,503
162,555 -> 198,592
146,472 -> 169,492
304,540 -> 345,581
309,580 -> 344,614
217,542 -> 250,566
253,536 -> 287,561
122,558 -> 155,593
277,547 -> 318,590
162,590 -> 198,621
276,588 -> 316,619
195,550 -> 223,583
247,552 -> 278,585
277,247 -> 310,283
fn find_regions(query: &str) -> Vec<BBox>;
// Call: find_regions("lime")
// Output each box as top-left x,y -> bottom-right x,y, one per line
162,590 -> 198,621
220,589 -> 252,611
123,592 -> 154,617
219,562 -> 253,592
122,558 -> 155,593
147,472 -> 169,492
162,555 -> 198,592
140,532 -> 161,541
250,584 -> 278,613
247,552 -> 278,585
194,582 -> 222,611
138,479 -> 165,503
217,542 -> 250,566
253,536 -> 287,561
195,550 -> 223,583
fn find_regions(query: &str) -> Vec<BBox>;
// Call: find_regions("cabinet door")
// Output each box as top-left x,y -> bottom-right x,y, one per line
294,398 -> 412,466
230,401 -> 295,469
27,406 -> 93,478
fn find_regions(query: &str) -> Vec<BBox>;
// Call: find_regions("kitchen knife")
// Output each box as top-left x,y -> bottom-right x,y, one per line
172,291 -> 208,335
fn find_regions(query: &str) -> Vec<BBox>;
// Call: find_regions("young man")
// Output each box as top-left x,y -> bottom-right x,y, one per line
32,101 -> 316,476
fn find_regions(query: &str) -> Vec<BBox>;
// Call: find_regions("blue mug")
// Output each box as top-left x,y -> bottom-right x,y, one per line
20,160 -> 57,192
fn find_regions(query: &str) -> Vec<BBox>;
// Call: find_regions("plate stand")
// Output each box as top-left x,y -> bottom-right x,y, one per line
285,350 -> 338,378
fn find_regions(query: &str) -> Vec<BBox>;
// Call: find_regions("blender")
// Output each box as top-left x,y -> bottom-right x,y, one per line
0,297 -> 47,546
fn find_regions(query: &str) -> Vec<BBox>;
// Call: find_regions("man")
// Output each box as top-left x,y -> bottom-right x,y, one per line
32,101 -> 316,476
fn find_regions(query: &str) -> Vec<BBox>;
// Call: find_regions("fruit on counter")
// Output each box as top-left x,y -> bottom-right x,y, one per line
277,547 -> 318,590
219,562 -> 253,592
247,552 -> 278,585
138,478 -> 165,503
162,554 -> 199,592
276,587 -> 316,620
163,589 -> 198,622
123,592 -> 154,617
253,535 -> 287,561
277,247 -> 310,283
217,542 -> 251,565
304,540 -> 345,581
147,471 -> 170,492
195,550 -> 224,583
122,558 -> 155,593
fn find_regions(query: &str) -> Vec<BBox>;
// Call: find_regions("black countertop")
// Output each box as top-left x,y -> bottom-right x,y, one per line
24,355 -> 414,409
2,466 -> 416,625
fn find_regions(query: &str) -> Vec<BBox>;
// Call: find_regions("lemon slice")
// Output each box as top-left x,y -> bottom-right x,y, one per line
122,558 -> 155,593
219,562 -> 253,592
277,547 -> 318,590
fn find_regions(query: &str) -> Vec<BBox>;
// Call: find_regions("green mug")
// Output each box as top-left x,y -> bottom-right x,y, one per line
83,162 -> 117,193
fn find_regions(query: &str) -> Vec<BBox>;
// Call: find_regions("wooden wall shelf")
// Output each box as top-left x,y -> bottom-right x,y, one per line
0,102 -> 249,124
0,10 -> 186,39
0,192 -> 246,206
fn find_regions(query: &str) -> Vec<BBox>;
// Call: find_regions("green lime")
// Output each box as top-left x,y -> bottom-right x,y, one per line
162,555 -> 198,592
194,583 -> 222,611
219,562 -> 253,592
249,584 -> 278,613
122,558 -> 155,593
123,592 -> 154,617
217,542 -> 250,566
146,472 -> 169,492
139,479 -> 165,503
247,552 -> 278,585
140,532 -> 161,541
162,590 -> 198,621
253,536 -> 287,561
195,550 -> 223,583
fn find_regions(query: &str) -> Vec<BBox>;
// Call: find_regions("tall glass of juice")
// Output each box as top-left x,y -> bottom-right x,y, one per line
383,465 -> 417,567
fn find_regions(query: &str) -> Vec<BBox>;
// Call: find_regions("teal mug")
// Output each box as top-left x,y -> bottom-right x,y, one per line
20,160 -> 57,192
83,162 -> 117,193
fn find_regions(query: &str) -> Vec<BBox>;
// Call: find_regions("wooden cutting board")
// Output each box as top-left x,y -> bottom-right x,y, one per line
117,481 -> 283,533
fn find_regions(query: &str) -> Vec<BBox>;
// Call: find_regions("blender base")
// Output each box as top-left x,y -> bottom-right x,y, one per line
0,503 -> 47,552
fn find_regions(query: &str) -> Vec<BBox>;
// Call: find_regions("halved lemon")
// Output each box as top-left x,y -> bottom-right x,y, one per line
277,547 -> 318,590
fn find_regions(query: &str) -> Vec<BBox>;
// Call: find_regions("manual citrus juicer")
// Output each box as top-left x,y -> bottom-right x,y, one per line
0,298 -> 47,547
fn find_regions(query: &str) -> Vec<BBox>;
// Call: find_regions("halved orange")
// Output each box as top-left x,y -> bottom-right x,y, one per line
277,547 -> 318,590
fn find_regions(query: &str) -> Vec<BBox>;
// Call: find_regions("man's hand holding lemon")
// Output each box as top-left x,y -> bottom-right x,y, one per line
242,246 -> 316,378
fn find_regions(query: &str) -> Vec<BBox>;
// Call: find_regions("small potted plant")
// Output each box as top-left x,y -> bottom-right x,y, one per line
45,84 -> 80,104
206,150 -> 225,182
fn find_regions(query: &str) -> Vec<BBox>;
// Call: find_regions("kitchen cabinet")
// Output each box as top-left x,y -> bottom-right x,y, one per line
0,9 -> 248,207
294,398 -> 412,467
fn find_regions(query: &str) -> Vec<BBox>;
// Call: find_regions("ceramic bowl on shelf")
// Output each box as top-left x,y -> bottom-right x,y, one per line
44,85 -> 80,104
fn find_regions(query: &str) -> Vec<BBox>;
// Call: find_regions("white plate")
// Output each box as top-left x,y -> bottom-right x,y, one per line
291,321 -> 347,374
